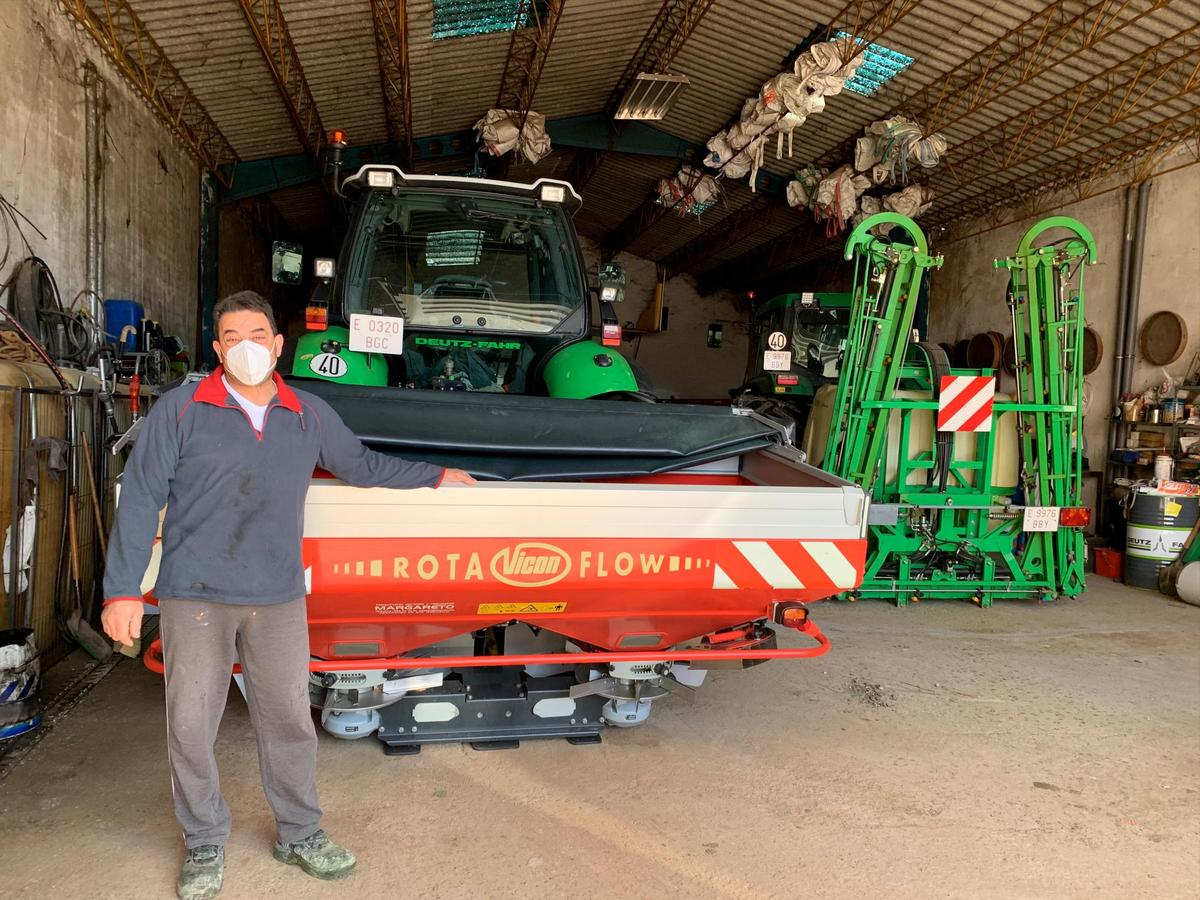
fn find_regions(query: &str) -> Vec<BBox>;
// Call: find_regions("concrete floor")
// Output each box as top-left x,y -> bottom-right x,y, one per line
1,577 -> 1197,899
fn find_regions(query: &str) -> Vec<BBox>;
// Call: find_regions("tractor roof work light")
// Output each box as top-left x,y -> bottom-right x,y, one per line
367,169 -> 396,189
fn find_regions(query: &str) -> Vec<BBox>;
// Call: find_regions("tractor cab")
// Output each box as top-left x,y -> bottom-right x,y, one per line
738,291 -> 852,427
279,165 -> 638,399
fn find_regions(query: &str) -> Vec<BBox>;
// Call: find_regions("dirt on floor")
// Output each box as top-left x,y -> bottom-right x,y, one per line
1,576 -> 1197,900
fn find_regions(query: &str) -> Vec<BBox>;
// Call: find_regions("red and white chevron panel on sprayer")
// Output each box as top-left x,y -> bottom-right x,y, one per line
712,540 -> 861,591
937,375 -> 996,432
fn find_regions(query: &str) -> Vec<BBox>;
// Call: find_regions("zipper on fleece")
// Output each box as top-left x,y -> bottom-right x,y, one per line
224,395 -> 303,441
227,400 -> 270,441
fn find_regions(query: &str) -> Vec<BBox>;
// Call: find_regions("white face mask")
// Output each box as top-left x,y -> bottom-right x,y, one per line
223,340 -> 275,386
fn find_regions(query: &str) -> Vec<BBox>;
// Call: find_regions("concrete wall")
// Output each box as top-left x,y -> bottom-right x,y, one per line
217,208 -> 277,304
579,236 -> 750,399
0,0 -> 200,346
929,162 -> 1200,474
216,205 -> 298,336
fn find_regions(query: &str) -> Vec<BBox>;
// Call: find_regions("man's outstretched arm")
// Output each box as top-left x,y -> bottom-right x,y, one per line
310,397 -> 476,488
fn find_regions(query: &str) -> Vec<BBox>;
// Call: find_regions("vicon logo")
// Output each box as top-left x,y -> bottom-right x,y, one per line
490,543 -> 572,588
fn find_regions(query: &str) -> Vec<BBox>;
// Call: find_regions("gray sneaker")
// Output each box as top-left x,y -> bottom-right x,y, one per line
273,829 -> 357,880
177,845 -> 224,900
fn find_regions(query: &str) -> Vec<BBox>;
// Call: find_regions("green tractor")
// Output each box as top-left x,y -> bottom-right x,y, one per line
276,165 -> 642,400
735,291 -> 852,436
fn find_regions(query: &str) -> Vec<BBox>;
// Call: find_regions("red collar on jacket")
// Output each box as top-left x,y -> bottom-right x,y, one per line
194,366 -> 303,414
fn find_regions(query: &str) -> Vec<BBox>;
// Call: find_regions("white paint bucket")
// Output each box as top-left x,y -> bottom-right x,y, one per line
1154,455 -> 1174,481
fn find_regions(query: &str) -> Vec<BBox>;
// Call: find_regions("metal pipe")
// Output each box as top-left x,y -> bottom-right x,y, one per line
1107,185 -> 1136,466
1121,180 -> 1153,400
8,391 -> 24,629
197,173 -> 219,368
143,620 -> 833,675
84,63 -> 105,324
1112,186 -> 1136,409
1103,181 -> 1151,531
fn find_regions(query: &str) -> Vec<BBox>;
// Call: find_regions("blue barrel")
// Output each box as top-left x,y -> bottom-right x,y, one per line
1125,491 -> 1199,590
104,298 -> 144,352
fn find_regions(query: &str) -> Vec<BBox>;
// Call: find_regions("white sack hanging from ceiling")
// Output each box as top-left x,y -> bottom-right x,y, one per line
474,109 -> 553,164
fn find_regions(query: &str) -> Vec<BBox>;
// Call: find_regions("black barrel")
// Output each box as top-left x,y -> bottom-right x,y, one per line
1125,491 -> 1199,590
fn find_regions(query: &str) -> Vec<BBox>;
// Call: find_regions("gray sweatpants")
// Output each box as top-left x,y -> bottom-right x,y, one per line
160,596 -> 322,849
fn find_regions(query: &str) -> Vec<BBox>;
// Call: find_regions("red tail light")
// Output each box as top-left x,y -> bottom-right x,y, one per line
776,374 -> 799,386
1060,507 -> 1091,527
306,306 -> 328,331
601,323 -> 622,347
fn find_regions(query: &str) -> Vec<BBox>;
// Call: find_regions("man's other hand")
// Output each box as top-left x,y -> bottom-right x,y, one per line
102,599 -> 144,646
441,468 -> 478,486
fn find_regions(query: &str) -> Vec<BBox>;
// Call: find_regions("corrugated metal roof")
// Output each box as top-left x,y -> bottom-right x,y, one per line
92,0 -> 1200,281
284,0 -> 390,148
573,153 -> 680,242
530,0 -> 664,117
409,3 -> 512,136
626,178 -> 762,261
122,0 -> 304,159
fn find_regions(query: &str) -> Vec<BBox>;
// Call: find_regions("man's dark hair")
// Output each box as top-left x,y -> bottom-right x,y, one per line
213,290 -> 277,335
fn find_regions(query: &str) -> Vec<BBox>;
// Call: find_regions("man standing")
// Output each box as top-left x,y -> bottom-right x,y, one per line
101,291 -> 475,900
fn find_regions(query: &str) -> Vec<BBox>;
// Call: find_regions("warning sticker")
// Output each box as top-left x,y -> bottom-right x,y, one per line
477,602 -> 567,615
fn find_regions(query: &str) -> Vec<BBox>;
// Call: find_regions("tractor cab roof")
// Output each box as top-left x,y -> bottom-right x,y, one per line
340,165 -> 583,216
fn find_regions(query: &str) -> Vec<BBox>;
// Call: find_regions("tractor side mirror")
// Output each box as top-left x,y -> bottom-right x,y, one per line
271,241 -> 304,285
597,263 -> 626,303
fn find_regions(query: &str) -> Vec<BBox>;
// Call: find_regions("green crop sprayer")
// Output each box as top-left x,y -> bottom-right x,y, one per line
816,213 -> 1097,606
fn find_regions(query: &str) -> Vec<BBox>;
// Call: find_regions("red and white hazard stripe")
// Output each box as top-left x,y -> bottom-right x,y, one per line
937,375 -> 996,432
713,540 -> 862,591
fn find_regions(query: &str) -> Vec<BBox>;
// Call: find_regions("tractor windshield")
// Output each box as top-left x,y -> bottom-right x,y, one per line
753,295 -> 851,379
346,190 -> 585,334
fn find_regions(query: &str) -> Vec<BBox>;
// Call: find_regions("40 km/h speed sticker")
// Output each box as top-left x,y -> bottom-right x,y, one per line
767,331 -> 788,351
309,353 -> 347,378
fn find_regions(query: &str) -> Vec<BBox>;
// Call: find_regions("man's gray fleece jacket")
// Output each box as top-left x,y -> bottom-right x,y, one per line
103,368 -> 445,606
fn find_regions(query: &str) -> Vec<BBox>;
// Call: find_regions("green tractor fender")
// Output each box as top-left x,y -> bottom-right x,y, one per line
291,326 -> 389,387
542,340 -> 639,399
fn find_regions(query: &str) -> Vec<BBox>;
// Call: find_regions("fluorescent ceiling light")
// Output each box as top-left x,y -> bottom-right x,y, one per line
615,73 -> 690,121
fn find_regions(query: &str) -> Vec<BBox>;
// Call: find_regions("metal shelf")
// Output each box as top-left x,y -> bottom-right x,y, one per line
1107,388 -> 1200,501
